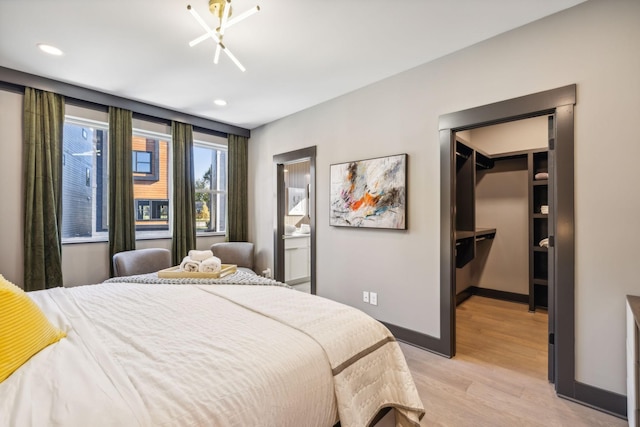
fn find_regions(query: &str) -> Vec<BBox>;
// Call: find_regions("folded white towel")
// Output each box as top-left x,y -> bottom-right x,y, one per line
539,238 -> 549,248
188,249 -> 214,262
180,256 -> 200,272
534,172 -> 549,180
199,256 -> 222,273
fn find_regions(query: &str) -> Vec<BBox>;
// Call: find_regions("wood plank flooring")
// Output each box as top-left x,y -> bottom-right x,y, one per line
396,296 -> 626,426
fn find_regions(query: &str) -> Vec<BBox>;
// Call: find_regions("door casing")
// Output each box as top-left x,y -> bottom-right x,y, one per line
439,85 -> 575,396
273,146 -> 317,294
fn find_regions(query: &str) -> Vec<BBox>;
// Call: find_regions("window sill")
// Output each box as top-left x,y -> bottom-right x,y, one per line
136,233 -> 171,241
62,232 -> 225,244
196,231 -> 226,238
62,237 -> 108,245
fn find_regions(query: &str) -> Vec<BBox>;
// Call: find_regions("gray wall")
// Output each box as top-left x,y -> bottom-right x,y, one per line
248,0 -> 640,395
0,89 -> 23,286
474,158 -> 529,295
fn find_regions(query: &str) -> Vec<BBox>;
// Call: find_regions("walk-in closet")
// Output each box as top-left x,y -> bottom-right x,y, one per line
454,116 -> 552,378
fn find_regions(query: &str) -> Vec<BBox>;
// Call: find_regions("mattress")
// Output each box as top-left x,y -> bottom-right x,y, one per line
0,281 -> 423,426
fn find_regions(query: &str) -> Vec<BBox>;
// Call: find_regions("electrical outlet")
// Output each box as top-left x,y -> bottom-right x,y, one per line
363,291 -> 369,303
370,292 -> 378,306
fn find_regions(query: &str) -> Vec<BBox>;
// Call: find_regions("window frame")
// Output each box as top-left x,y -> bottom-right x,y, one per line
132,150 -> 152,174
132,128 -> 173,240
62,116 -> 110,244
194,140 -> 227,236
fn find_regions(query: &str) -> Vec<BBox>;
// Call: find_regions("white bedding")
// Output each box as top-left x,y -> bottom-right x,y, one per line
0,282 -> 423,427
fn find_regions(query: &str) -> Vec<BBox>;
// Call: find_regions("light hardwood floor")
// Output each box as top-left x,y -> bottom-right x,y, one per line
398,296 -> 626,426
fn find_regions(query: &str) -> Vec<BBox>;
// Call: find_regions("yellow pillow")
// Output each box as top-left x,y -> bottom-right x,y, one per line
0,275 -> 66,382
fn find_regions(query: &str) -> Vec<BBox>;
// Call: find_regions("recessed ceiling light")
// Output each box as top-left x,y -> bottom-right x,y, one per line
214,99 -> 227,106
37,44 -> 63,56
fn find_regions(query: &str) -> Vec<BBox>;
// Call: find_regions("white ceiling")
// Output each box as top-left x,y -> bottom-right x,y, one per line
0,0 -> 586,130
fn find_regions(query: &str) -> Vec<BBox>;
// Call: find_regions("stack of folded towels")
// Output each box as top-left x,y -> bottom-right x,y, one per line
179,250 -> 222,273
540,205 -> 549,214
534,171 -> 549,180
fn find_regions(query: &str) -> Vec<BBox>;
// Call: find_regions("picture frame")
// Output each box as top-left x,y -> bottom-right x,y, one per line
287,187 -> 306,215
330,153 -> 407,229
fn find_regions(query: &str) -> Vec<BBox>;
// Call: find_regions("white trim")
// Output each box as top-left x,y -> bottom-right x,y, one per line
194,140 -> 228,235
65,115 -> 109,130
132,127 -> 171,141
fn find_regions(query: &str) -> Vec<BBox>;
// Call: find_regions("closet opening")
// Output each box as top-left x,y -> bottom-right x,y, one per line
454,116 -> 551,383
438,85 -> 576,398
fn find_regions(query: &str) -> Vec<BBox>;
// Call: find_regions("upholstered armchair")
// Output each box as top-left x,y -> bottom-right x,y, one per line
112,248 -> 172,277
210,242 -> 255,274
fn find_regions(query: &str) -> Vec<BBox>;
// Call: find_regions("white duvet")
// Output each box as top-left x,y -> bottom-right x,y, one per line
0,282 -> 423,427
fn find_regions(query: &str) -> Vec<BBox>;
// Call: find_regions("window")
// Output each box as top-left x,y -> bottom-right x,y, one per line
135,200 -> 169,221
194,142 -> 227,234
62,117 -> 109,242
133,132 -> 170,234
132,151 -> 152,174
132,139 -> 160,182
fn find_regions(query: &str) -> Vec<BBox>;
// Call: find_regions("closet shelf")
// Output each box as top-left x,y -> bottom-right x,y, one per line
534,278 -> 549,286
455,230 -> 474,241
475,228 -> 497,240
455,228 -> 497,242
455,149 -> 494,170
529,150 -> 549,312
475,151 -> 494,170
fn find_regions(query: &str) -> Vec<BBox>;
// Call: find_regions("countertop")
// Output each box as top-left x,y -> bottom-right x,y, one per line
628,295 -> 640,329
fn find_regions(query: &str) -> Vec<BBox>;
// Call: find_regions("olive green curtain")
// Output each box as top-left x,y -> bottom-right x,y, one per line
227,134 -> 248,242
171,121 -> 196,265
23,88 -> 65,291
108,107 -> 135,276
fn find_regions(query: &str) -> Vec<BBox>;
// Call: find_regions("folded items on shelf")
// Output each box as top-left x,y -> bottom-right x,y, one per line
540,205 -> 549,214
534,172 -> 549,180
539,237 -> 549,248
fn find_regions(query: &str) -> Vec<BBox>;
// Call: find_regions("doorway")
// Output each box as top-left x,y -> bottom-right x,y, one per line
273,146 -> 316,294
439,85 -> 576,397
454,116 -> 551,382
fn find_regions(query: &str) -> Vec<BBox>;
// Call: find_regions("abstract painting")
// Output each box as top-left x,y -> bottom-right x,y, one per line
330,154 -> 407,229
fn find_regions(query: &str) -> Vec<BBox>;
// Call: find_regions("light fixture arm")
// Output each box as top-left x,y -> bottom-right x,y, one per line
187,1 -> 259,73
214,0 -> 231,64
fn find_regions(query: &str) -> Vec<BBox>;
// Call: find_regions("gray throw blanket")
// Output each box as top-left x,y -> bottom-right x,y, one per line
104,270 -> 291,288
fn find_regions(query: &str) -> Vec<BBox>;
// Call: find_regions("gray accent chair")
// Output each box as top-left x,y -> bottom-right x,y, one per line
210,242 -> 255,274
112,248 -> 172,277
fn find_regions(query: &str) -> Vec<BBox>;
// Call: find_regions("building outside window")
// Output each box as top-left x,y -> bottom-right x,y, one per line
61,117 -> 109,242
194,142 -> 227,234
132,132 -> 170,235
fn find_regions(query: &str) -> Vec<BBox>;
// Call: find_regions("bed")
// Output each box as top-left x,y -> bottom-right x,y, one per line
0,271 -> 424,427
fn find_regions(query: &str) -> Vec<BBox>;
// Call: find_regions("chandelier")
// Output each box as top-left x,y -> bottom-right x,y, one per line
187,0 -> 260,72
